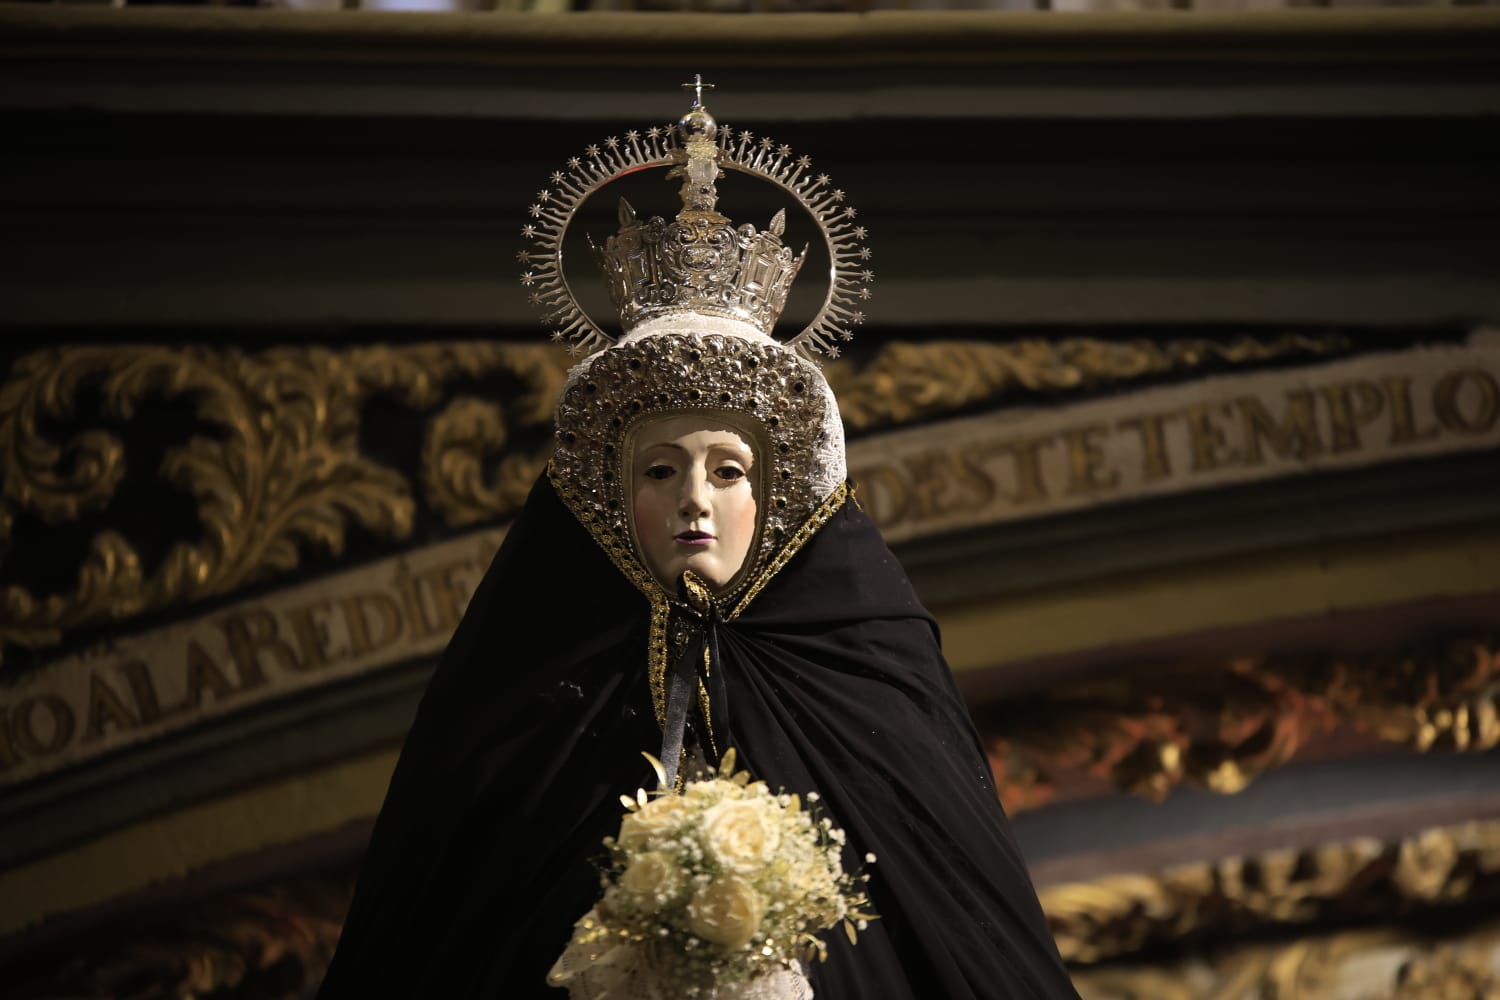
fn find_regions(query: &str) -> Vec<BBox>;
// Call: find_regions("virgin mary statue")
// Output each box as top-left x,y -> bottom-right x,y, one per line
315,84 -> 1081,1000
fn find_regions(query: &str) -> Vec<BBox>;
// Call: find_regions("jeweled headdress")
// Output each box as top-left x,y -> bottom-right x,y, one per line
525,77 -> 871,607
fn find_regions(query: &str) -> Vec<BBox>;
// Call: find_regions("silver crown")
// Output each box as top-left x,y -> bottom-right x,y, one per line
519,76 -> 872,358
590,97 -> 806,337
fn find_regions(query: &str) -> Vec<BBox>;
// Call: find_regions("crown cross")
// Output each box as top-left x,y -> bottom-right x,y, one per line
591,86 -> 806,337
681,74 -> 714,108
523,81 -> 871,358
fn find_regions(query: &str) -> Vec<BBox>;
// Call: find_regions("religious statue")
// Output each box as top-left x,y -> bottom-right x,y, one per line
315,78 -> 1080,1000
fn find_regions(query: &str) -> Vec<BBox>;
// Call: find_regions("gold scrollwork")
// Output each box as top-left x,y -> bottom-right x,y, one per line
7,841 -> 1498,999
0,343 -> 568,652
1071,922 -> 1500,1000
984,637 -> 1500,814
5,874 -> 353,1000
826,332 -> 1352,432
422,398 -> 550,527
0,333 -> 1359,653
1043,818 -> 1500,966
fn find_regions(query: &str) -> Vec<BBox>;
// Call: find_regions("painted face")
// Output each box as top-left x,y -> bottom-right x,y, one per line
630,415 -> 759,594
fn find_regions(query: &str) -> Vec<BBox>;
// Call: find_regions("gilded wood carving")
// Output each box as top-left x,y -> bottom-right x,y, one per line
826,332 -> 1350,432
0,331 -> 1367,653
985,637 -> 1500,813
1043,818 -> 1500,965
0,344 -> 566,651
1072,921 -> 1500,1000
5,824 -> 1497,998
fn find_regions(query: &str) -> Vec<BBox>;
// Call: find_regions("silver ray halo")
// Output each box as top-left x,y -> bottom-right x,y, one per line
518,122 -> 872,359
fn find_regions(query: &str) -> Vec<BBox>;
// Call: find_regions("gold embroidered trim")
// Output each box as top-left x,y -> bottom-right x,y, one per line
728,481 -> 850,622
699,645 -> 718,762
550,465 -> 849,754
548,460 -> 675,727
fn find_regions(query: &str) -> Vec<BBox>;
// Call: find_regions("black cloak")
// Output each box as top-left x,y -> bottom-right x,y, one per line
316,474 -> 1080,999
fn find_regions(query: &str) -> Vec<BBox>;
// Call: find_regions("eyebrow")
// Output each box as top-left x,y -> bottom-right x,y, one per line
639,439 -> 752,458
640,441 -> 688,455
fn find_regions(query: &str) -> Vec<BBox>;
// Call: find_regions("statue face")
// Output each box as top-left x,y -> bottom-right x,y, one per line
630,414 -> 759,594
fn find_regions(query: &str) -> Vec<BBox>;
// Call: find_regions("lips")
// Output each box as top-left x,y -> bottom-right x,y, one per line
674,530 -> 715,545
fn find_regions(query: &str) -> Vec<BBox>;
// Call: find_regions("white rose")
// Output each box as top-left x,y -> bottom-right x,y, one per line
618,851 -> 684,911
617,795 -> 691,852
687,876 -> 765,951
701,799 -> 780,874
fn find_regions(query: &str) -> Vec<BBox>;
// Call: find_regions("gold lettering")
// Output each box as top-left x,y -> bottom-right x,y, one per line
1433,368 -> 1500,435
1321,380 -> 1386,453
1061,423 -> 1119,496
179,641 -> 236,710
284,599 -> 343,670
393,561 -> 436,640
1384,375 -> 1440,445
851,464 -> 911,530
340,591 -> 404,658
983,434 -> 1054,505
954,444 -> 999,512
416,560 -> 478,635
220,609 -> 298,684
82,671 -> 139,743
1237,391 -> 1323,464
903,450 -> 959,522
1182,402 -> 1239,473
1115,413 -> 1173,482
11,695 -> 75,758
119,658 -> 166,725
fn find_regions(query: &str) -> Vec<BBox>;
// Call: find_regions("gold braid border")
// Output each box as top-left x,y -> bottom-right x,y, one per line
729,481 -> 850,622
549,465 -> 850,746
546,461 -> 673,725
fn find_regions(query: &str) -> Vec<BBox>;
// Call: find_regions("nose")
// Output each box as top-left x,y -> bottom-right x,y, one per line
679,472 -> 711,520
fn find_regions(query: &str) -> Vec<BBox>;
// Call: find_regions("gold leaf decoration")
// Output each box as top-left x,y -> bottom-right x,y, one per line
5,875 -> 353,1000
0,333 -> 1350,653
826,333 -> 1352,433
1072,922 -> 1500,1000
984,637 -> 1500,813
1042,819 -> 1500,965
422,397 -> 548,528
7,841 -> 1498,998
1393,938 -> 1500,1000
0,343 -> 569,652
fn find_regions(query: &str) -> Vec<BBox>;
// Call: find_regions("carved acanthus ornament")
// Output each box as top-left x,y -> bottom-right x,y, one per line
983,637 -> 1500,813
1043,818 -> 1500,965
0,331 -> 1362,653
1071,921 -> 1500,1000
6,825 -> 1498,998
825,332 -> 1351,432
0,343 -> 568,651
5,874 -> 353,1000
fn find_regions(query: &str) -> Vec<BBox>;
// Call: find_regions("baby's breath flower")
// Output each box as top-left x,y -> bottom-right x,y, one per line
556,753 -> 876,993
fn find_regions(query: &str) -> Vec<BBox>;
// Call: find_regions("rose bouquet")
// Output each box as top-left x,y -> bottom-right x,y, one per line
548,749 -> 875,999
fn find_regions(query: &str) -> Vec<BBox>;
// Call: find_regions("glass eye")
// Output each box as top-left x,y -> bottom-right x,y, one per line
644,464 -> 675,481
